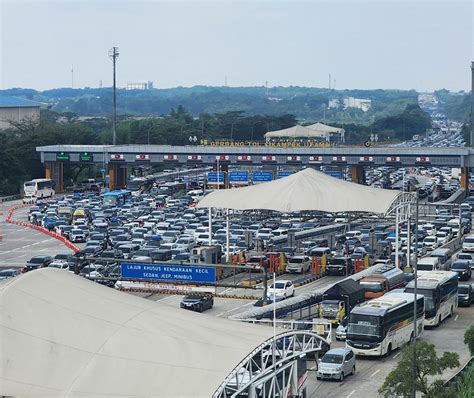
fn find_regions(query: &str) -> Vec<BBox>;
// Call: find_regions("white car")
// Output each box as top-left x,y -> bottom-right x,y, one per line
462,235 -> 474,252
423,236 -> 439,250
435,231 -> 448,246
267,280 -> 295,300
286,256 -> 311,273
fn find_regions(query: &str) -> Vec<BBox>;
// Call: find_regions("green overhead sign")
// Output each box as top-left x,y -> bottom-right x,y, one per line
56,152 -> 70,161
80,152 -> 92,161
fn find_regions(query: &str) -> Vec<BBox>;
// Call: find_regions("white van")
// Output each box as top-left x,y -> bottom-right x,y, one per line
346,231 -> 362,241
421,224 -> 437,236
417,257 -> 441,271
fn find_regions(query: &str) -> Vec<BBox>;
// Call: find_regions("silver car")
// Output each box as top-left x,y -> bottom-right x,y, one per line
317,348 -> 356,381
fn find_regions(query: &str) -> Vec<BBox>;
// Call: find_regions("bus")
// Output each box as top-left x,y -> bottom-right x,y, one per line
102,190 -> 132,207
404,271 -> 458,327
346,292 -> 425,357
23,179 -> 55,202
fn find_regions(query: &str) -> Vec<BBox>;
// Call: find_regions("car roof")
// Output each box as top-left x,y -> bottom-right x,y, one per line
325,347 -> 351,356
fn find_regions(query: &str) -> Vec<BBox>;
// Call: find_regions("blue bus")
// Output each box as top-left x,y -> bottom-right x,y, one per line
102,190 -> 132,207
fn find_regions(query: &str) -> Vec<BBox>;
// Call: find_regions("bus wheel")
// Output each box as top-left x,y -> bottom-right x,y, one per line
436,315 -> 441,327
352,365 -> 356,375
387,344 -> 392,356
409,333 -> 414,344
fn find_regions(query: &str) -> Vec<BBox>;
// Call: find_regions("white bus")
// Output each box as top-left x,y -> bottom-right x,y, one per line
405,271 -> 458,327
23,179 -> 55,202
346,292 -> 424,357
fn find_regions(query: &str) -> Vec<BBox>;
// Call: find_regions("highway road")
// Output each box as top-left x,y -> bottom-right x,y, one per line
0,201 -> 73,269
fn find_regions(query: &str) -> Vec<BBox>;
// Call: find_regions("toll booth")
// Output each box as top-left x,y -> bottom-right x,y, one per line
190,245 -> 222,264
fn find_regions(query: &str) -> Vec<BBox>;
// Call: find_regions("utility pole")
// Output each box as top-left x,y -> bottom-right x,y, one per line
470,61 -> 474,146
71,65 -> 74,89
109,46 -> 119,145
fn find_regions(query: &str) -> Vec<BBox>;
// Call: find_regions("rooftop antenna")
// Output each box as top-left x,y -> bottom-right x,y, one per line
329,73 -> 331,90
71,65 -> 74,89
108,46 -> 119,145
333,78 -> 336,90
265,80 -> 268,97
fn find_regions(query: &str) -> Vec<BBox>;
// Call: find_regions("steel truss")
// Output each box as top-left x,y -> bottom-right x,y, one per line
213,330 -> 327,398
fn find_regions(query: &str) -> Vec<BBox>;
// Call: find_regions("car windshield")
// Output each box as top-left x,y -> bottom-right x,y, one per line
458,286 -> 469,294
464,237 -> 474,243
452,263 -> 468,270
290,258 -> 304,264
321,354 -> 343,364
30,258 -> 45,263
270,282 -> 285,289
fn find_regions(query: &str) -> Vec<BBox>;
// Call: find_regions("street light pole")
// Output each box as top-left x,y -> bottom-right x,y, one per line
108,46 -> 119,145
412,193 -> 419,398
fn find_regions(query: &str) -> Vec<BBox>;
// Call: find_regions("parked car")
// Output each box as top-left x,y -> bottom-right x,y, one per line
180,295 -> 214,312
317,348 -> 356,381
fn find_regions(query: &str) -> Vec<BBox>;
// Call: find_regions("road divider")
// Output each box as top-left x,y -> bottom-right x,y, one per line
5,204 -> 80,253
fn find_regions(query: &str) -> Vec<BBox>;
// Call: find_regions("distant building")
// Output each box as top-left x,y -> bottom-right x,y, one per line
126,81 -> 154,90
0,96 -> 42,130
328,98 -> 340,109
343,97 -> 372,112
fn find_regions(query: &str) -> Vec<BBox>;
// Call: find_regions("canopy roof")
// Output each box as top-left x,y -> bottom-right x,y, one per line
264,125 -> 330,139
306,122 -> 344,134
0,269 -> 276,397
264,122 -> 344,139
197,167 -> 403,214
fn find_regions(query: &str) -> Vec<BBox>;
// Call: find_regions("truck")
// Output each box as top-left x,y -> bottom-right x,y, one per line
319,279 -> 365,324
358,265 -> 407,300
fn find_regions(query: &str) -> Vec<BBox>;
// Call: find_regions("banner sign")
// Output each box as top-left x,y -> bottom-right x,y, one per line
121,263 -> 216,284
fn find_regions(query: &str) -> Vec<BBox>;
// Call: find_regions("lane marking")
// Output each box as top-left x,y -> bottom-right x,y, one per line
454,315 -> 459,321
393,352 -> 401,359
347,390 -> 356,398
370,369 -> 381,378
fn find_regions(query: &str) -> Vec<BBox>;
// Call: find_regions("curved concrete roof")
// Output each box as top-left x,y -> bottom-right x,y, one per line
0,269 -> 275,397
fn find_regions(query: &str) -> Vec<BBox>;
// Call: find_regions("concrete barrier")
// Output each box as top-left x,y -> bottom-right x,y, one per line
6,204 -> 80,253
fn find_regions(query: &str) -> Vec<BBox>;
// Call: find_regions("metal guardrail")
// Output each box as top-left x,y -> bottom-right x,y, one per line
0,194 -> 21,203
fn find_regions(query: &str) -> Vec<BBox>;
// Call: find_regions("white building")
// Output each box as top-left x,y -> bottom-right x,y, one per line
126,81 -> 154,90
0,96 -> 42,130
343,97 -> 372,112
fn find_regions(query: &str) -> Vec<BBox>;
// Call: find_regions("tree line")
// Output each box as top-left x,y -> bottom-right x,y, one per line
0,104 -> 431,195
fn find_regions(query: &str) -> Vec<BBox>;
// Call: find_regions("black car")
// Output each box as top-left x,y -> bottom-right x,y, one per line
451,260 -> 472,281
180,295 -> 214,312
458,284 -> 474,306
24,255 -> 53,272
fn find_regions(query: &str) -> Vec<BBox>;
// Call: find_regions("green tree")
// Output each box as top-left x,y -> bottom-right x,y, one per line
464,325 -> 474,356
379,341 -> 459,397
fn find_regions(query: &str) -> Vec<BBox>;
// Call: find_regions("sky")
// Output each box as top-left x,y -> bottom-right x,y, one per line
0,0 -> 472,92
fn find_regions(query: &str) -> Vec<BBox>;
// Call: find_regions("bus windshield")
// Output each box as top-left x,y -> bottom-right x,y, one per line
360,281 -> 384,292
103,196 -> 117,206
348,314 -> 381,337
406,288 -> 435,312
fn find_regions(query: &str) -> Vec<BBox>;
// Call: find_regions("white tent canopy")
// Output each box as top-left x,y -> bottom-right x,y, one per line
264,125 -> 329,139
264,122 -> 345,141
0,269 -> 276,397
197,167 -> 403,214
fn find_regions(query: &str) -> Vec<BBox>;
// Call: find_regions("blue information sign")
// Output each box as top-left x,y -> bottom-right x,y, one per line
207,171 -> 225,183
229,170 -> 249,183
252,170 -> 273,182
121,263 -> 216,284
276,170 -> 294,179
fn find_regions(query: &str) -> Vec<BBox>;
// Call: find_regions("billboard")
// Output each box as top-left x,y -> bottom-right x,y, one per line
121,263 -> 216,284
229,170 -> 249,184
252,170 -> 273,183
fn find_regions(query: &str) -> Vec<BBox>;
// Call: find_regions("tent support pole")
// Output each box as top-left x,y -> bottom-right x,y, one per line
208,208 -> 212,246
226,208 -> 230,262
395,207 -> 399,268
